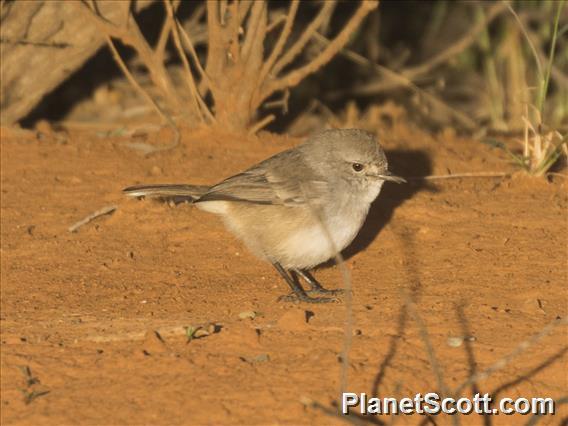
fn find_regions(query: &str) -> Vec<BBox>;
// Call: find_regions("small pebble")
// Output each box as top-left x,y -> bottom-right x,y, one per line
447,336 -> 464,347
238,311 -> 256,320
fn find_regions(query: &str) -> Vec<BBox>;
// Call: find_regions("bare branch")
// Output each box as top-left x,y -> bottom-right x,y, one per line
272,1 -> 336,77
155,26 -> 171,63
317,32 -> 477,130
346,1 -> 508,97
262,1 -> 377,101
241,1 -> 265,61
105,35 -> 180,153
178,22 -> 214,92
187,2 -> 205,27
202,0 -> 224,95
454,317 -> 567,395
102,31 -> 168,124
247,114 -> 275,135
227,0 -> 241,63
80,1 -> 180,152
206,0 -> 220,26
164,0 -> 214,123
266,12 -> 287,33
122,4 -> 181,107
238,0 -> 253,26
154,1 -> 175,63
408,2 -> 508,78
263,88 -> 290,114
259,0 -> 299,83
79,0 -> 183,111
219,0 -> 227,25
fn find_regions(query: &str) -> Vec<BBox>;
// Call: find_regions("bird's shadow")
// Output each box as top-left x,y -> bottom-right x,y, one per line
327,149 -> 433,265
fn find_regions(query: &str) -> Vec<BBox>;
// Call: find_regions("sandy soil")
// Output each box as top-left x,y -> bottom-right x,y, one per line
1,123 -> 567,425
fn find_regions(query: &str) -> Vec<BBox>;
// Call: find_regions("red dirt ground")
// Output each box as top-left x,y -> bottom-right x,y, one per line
1,123 -> 567,425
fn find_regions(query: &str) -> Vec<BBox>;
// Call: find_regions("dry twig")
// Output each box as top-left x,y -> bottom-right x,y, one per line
177,15 -> 213,92
272,1 -> 337,77
81,1 -> 182,110
164,0 -> 214,123
79,0 -> 182,152
68,205 -> 118,233
261,1 -> 378,100
247,114 -> 275,135
79,0 -> 379,132
259,0 -> 299,83
315,32 -> 477,130
406,172 -> 510,181
454,317 -> 567,395
343,2 -> 508,97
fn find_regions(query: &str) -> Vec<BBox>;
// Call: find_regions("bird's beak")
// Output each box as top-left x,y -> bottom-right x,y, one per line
377,170 -> 406,184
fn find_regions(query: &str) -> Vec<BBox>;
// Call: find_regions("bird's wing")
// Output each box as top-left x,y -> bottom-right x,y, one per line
196,149 -> 328,206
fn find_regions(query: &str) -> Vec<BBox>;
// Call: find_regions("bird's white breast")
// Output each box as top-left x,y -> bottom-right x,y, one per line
275,183 -> 383,269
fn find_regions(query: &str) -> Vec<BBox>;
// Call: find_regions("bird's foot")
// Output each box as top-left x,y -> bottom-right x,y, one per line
306,287 -> 345,296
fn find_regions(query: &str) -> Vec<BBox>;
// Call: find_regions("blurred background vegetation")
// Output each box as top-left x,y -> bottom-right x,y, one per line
1,0 -> 566,173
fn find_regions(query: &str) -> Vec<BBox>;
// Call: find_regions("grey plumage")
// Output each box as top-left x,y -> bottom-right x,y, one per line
123,184 -> 208,200
123,129 -> 405,303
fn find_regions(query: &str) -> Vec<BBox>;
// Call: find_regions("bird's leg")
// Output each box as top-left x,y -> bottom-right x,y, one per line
293,269 -> 345,296
272,263 -> 337,303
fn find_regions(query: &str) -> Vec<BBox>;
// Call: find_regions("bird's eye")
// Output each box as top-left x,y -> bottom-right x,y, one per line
352,163 -> 364,172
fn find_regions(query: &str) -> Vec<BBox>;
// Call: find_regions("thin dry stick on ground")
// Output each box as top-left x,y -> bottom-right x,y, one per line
406,172 -> 510,180
68,205 -> 118,233
406,169 -> 567,181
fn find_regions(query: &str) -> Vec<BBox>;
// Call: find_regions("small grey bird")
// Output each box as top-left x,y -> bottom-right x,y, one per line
123,129 -> 405,303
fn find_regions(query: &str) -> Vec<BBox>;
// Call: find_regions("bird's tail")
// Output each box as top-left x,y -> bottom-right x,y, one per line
123,184 -> 209,202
